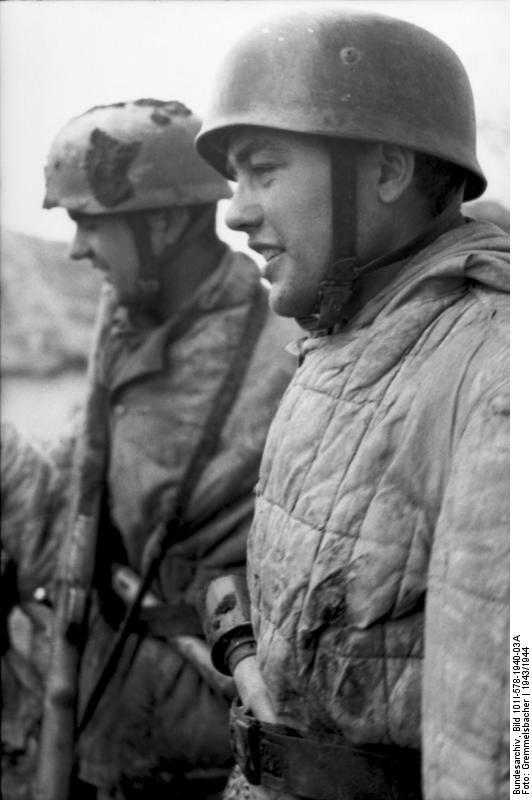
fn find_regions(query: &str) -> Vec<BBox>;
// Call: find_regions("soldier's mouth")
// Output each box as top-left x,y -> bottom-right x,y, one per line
91,259 -> 110,276
249,242 -> 284,263
262,248 -> 284,263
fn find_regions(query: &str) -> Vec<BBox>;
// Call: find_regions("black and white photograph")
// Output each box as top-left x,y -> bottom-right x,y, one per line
1,2 -> 515,799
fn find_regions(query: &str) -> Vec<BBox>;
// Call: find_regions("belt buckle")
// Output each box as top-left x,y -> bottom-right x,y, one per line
230,707 -> 261,785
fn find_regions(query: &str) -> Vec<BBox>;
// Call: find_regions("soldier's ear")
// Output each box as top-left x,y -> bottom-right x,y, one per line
376,145 -> 416,204
148,207 -> 190,252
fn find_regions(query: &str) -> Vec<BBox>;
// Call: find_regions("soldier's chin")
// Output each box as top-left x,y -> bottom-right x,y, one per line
269,284 -> 313,320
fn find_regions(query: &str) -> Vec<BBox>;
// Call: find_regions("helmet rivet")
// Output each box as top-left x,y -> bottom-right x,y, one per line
340,46 -> 360,65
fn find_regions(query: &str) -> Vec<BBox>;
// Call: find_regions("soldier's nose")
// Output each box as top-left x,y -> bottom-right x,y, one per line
225,188 -> 263,233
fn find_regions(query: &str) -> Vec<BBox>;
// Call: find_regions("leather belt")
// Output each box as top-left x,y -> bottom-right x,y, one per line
230,704 -> 422,800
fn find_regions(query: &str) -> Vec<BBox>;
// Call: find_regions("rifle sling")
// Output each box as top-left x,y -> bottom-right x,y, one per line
76,280 -> 269,738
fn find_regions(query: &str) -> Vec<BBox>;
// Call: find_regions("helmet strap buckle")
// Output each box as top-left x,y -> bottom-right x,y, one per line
316,256 -> 360,331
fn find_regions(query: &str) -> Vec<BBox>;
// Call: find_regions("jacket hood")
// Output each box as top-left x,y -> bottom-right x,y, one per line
435,217 -> 509,291
351,218 -> 509,331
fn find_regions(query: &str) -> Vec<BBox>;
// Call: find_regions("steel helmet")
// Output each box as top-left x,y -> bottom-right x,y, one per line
44,99 -> 231,214
196,10 -> 486,201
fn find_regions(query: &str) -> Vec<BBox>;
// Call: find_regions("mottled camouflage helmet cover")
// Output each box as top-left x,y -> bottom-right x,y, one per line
44,99 -> 232,214
196,11 -> 486,201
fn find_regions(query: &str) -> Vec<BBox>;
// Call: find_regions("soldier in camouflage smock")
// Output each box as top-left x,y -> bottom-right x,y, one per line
1,99 -> 297,800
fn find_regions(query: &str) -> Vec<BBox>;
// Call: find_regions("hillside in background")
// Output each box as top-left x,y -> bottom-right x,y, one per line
1,228 -> 102,376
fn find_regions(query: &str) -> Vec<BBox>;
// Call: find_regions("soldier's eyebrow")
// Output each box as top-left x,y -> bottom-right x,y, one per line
226,136 -> 286,174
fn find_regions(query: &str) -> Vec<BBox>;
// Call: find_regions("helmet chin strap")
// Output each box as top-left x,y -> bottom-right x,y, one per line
298,142 -> 463,334
124,211 -> 162,312
123,205 -> 221,318
297,140 -> 361,333
124,209 -> 194,316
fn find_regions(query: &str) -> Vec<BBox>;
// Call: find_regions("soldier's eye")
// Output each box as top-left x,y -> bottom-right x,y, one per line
251,163 -> 276,177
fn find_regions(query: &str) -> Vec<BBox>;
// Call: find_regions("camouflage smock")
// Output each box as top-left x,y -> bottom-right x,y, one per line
249,220 -> 509,800
2,246 -> 297,797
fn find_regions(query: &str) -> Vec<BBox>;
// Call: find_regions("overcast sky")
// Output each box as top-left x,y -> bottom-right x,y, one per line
1,0 -> 509,245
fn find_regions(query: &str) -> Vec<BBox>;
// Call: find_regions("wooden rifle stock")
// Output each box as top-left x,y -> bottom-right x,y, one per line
33,287 -> 115,800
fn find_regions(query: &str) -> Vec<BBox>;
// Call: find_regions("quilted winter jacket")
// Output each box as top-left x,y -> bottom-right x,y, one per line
249,220 -> 509,800
2,246 -> 297,794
